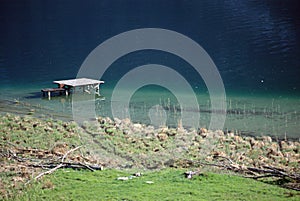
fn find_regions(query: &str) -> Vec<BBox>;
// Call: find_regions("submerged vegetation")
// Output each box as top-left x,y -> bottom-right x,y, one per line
0,113 -> 299,200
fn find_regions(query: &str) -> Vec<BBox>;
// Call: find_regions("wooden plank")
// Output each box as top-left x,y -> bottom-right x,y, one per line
41,88 -> 66,92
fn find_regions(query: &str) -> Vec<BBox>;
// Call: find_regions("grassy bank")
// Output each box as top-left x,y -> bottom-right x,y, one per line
0,113 -> 299,200
17,169 -> 300,201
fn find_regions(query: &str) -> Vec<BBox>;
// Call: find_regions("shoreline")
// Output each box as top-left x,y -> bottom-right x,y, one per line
1,112 -> 299,169
0,96 -> 299,141
0,112 -> 299,198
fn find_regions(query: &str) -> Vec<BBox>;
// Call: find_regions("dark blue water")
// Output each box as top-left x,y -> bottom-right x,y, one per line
0,0 -> 299,138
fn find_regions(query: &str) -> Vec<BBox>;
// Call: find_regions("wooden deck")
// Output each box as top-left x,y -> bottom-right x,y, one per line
42,78 -> 104,99
41,88 -> 68,99
53,78 -> 104,87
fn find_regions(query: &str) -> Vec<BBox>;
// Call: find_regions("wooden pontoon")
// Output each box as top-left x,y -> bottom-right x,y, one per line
42,78 -> 104,99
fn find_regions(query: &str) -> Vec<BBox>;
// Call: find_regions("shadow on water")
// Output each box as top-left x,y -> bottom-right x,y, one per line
24,92 -> 44,99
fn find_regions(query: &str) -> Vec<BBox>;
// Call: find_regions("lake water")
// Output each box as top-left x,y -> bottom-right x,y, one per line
0,1 -> 299,139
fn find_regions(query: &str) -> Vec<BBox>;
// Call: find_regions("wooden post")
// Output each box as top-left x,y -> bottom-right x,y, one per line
48,91 -> 51,100
95,84 -> 100,96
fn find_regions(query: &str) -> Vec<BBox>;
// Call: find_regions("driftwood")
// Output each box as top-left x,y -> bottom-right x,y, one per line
182,156 -> 300,191
25,145 -> 84,185
30,162 -> 103,171
33,164 -> 64,182
61,146 -> 82,162
1,143 -> 103,186
212,156 -> 300,182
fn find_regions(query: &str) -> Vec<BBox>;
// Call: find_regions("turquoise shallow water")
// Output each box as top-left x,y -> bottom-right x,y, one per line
0,1 -> 299,139
0,85 -> 299,139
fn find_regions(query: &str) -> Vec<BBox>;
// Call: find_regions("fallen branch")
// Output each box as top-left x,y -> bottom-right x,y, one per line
213,155 -> 234,164
30,162 -> 103,171
23,145 -> 104,185
34,163 -> 64,181
179,156 -> 300,191
247,166 -> 300,182
244,174 -> 278,179
61,146 -> 82,162
25,163 -> 64,185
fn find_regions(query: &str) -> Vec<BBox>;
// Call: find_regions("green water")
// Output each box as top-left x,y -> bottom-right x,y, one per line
0,85 -> 299,139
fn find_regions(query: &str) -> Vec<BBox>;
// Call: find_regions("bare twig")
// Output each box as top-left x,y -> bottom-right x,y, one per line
213,155 -> 234,164
34,163 -> 64,180
24,145 -> 89,185
244,174 -> 278,179
25,164 -> 64,185
61,146 -> 82,162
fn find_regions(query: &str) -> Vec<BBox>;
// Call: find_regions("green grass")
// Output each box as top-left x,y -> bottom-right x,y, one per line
1,113 -> 299,200
16,169 -> 299,201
